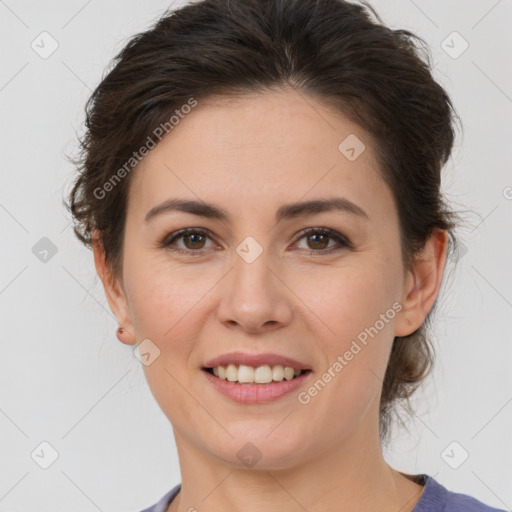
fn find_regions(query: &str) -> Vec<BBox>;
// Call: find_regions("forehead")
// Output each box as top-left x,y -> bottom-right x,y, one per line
128,89 -> 394,226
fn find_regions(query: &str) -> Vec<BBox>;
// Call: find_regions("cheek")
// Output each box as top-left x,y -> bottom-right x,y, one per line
291,258 -> 396,347
124,239 -> 398,412
291,260 -> 397,412
123,249 -> 209,340
123,256 -> 209,421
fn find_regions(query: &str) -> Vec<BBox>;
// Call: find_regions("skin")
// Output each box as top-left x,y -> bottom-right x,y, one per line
93,87 -> 448,512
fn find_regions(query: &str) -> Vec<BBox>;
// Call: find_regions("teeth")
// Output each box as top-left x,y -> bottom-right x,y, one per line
254,365 -> 272,383
239,364 -> 256,383
272,365 -> 284,381
209,364 -> 305,384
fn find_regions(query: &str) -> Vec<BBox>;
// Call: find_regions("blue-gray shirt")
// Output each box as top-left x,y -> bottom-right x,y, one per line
140,474 -> 507,511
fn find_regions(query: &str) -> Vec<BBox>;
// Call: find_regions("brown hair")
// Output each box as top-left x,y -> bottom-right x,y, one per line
64,0 -> 463,445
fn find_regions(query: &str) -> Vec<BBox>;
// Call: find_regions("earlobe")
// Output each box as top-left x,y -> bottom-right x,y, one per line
116,325 -> 136,346
394,229 -> 449,338
92,230 -> 137,345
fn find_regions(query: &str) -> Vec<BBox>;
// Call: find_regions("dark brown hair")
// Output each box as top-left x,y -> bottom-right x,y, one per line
64,0 -> 463,445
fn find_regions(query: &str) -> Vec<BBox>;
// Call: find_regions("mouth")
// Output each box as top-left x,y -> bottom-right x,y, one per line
202,365 -> 312,384
201,364 -> 313,404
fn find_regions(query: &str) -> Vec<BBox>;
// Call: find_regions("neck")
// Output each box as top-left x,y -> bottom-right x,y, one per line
168,411 -> 424,512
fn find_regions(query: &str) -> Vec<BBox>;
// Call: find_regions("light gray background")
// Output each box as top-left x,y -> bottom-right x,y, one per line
1,0 -> 511,510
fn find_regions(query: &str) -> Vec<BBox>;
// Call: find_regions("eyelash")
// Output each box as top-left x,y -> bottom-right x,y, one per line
159,227 -> 353,256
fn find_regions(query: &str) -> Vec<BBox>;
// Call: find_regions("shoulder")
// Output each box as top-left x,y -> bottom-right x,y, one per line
414,475 -> 507,512
139,483 -> 181,512
444,485 -> 507,512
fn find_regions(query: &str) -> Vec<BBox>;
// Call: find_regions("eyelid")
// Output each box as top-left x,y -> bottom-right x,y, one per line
160,226 -> 353,254
292,227 -> 353,251
160,227 -> 216,250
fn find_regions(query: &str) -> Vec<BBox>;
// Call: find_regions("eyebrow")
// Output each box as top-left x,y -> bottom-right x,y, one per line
144,197 -> 369,223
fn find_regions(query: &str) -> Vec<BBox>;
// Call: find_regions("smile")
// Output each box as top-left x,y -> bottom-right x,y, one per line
202,366 -> 313,404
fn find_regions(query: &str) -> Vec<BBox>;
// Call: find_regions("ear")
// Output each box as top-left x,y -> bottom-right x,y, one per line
394,229 -> 449,337
92,230 -> 137,345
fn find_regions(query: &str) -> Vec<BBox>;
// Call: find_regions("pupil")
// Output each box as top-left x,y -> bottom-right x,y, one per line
186,234 -> 204,248
184,233 -> 329,250
309,233 -> 327,249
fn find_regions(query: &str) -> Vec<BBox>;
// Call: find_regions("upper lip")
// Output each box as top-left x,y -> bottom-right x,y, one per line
203,351 -> 312,371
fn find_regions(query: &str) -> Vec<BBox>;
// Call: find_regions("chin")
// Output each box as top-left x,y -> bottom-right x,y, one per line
209,431 -> 312,471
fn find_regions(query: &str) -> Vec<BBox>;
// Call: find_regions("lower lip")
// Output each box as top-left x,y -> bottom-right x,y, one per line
202,369 -> 313,404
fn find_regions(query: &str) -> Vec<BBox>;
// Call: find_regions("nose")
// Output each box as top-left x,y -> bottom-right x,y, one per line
216,247 -> 294,334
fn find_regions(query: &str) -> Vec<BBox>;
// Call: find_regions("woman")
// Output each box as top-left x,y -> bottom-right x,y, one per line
65,0 -> 506,510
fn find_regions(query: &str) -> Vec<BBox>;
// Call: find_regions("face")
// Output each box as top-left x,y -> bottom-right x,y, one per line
96,87 -> 441,470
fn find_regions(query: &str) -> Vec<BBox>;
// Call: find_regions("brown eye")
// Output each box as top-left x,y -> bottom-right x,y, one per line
182,232 -> 206,249
161,228 -> 215,254
306,232 -> 330,250
295,228 -> 352,254
161,227 -> 352,256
